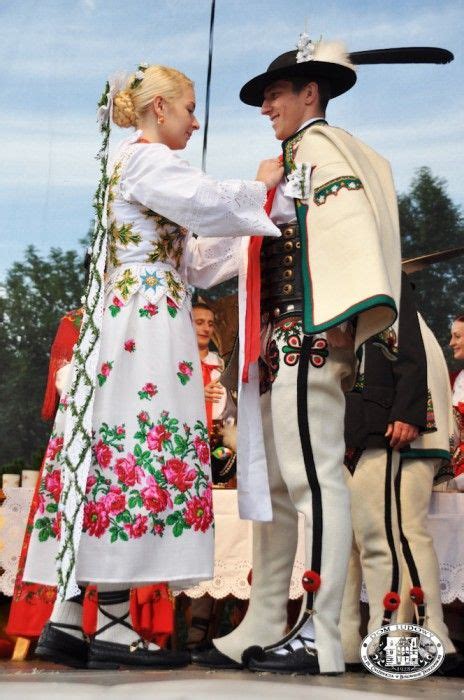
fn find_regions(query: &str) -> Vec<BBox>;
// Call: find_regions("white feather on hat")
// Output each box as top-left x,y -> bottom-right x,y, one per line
312,40 -> 357,72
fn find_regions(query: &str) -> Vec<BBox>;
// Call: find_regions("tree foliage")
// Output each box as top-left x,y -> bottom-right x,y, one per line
399,167 -> 464,363
0,245 -> 86,472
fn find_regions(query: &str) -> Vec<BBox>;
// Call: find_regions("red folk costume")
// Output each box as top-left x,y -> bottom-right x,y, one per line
7,308 -> 174,643
451,370 -> 464,477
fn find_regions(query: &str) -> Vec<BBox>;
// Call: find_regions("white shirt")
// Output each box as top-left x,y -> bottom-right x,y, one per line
270,117 -> 325,225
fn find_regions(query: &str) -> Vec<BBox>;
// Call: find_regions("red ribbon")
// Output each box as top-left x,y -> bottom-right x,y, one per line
242,186 -> 277,383
130,585 -> 174,646
201,360 -> 220,433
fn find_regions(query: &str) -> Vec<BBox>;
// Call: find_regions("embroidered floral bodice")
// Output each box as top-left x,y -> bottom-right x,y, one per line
104,131 -> 278,309
107,159 -> 187,273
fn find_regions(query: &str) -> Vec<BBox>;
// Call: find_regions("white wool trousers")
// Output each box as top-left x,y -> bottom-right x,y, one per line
216,329 -> 353,673
396,458 -> 455,654
340,448 -> 402,664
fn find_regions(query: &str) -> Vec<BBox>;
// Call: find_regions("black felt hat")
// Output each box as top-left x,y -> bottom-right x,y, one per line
240,40 -> 454,107
240,42 -> 357,106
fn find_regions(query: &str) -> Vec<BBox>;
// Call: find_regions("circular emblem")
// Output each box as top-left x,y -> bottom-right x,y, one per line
360,623 -> 444,680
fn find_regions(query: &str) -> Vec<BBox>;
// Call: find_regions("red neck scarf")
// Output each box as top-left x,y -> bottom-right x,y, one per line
242,186 -> 277,382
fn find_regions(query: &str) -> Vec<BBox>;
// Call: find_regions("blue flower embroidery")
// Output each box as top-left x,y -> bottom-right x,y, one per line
141,270 -> 164,292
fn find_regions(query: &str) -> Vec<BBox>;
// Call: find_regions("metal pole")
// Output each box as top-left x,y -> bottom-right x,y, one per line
202,0 -> 216,171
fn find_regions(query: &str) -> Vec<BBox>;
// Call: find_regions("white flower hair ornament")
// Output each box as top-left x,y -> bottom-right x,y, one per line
96,71 -> 131,129
130,63 -> 149,89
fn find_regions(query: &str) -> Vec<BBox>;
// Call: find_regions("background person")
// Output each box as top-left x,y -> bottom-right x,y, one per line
341,275 -> 462,676
449,315 -> 464,485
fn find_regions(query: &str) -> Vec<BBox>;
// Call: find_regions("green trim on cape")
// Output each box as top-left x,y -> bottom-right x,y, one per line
400,448 -> 451,462
294,193 -> 397,334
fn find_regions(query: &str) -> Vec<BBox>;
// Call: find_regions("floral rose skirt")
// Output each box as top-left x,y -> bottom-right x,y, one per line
24,288 -> 214,588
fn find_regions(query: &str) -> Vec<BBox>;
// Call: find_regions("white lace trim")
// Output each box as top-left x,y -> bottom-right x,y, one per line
360,563 -> 464,605
188,179 -> 267,237
178,556 -> 308,600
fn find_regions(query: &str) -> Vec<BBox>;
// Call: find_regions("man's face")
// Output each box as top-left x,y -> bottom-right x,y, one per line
261,79 -> 313,141
193,307 -> 215,351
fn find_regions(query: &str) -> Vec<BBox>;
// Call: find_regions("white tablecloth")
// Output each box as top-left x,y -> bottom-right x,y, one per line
184,490 -> 464,602
181,489 -> 307,600
1,488 -> 463,603
427,492 -> 464,604
0,487 -> 34,596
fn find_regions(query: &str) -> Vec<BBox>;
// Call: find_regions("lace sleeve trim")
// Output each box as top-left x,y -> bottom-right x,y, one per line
188,179 -> 268,237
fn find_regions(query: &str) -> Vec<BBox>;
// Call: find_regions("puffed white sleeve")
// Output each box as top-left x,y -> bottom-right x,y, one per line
120,143 -> 280,239
184,234 -> 241,289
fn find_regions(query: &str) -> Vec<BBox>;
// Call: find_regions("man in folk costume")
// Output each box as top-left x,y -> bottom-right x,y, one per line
192,35 -> 402,675
341,273 -> 464,676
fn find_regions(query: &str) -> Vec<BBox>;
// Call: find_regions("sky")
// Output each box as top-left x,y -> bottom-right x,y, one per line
0,0 -> 462,278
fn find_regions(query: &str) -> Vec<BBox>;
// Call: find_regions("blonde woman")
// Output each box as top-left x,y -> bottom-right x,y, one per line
22,64 -> 281,669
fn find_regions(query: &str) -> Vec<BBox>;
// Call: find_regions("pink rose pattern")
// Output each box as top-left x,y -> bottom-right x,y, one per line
35,412 -> 211,544
138,382 -> 158,400
34,431 -> 64,541
166,297 -> 178,319
34,288 -> 210,545
84,411 -> 211,542
124,338 -> 136,352
109,295 -> 124,317
139,303 -> 159,318
97,360 -> 114,386
177,360 -> 193,385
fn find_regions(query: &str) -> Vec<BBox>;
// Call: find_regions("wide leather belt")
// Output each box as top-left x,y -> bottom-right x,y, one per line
261,222 -> 303,318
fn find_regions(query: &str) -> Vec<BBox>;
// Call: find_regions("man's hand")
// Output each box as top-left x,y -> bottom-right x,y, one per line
385,421 -> 419,450
205,380 -> 225,404
326,325 -> 354,350
256,158 -> 284,190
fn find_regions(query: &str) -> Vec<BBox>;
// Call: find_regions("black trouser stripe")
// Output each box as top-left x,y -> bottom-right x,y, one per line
263,335 -> 323,651
297,334 -> 323,611
394,460 -> 421,588
384,448 -> 400,620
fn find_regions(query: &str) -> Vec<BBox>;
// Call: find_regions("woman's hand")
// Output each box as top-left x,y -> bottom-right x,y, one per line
256,158 -> 284,190
205,380 -> 225,403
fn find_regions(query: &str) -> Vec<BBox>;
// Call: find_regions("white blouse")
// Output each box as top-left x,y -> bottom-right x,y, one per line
115,132 -> 280,241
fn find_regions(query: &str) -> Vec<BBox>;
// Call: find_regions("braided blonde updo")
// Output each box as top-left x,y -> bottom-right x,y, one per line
112,65 -> 193,129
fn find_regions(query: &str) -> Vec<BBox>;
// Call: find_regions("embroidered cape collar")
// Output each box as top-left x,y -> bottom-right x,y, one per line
281,118 -> 327,174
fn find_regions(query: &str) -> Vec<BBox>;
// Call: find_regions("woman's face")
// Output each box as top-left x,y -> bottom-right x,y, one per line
450,320 -> 464,360
161,85 -> 200,150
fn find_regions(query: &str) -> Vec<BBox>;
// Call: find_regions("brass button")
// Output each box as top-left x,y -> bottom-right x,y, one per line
283,269 -> 293,279
283,227 -> 293,238
283,284 -> 293,295
283,255 -> 293,265
295,241 -> 301,249
273,307 -> 280,317
284,241 -> 293,251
